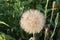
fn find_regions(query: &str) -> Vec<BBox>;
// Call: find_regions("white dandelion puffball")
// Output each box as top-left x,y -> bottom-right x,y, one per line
20,9 -> 45,34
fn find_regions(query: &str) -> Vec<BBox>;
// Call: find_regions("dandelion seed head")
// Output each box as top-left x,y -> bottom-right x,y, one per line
20,9 -> 45,34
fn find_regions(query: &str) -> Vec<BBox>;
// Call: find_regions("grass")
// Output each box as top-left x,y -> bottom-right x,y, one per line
0,0 -> 60,40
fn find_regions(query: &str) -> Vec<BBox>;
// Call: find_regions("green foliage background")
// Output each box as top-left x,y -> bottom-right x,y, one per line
0,0 -> 60,40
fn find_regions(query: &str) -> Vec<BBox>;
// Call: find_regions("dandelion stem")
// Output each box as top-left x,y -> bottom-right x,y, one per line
50,13 -> 59,39
44,0 -> 49,18
33,33 -> 36,40
44,0 -> 49,40
44,27 -> 48,40
50,1 -> 55,23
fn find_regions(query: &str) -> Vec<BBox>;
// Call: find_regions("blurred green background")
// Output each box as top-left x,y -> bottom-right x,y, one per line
0,0 -> 60,40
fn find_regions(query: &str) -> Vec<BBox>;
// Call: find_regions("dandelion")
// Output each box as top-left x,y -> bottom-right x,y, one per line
20,9 -> 45,34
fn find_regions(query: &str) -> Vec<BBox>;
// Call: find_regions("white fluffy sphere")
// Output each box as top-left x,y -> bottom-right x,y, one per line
20,9 -> 45,34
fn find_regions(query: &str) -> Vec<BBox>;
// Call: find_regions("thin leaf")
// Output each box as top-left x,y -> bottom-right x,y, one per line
0,21 -> 10,27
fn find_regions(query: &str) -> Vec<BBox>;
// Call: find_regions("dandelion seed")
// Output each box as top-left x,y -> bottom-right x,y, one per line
20,9 -> 45,34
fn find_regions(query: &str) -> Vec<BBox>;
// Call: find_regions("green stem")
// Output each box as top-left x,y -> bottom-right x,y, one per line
44,0 -> 49,40
44,0 -> 49,18
50,1 -> 55,23
50,13 -> 59,39
50,9 -> 54,23
33,33 -> 35,40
